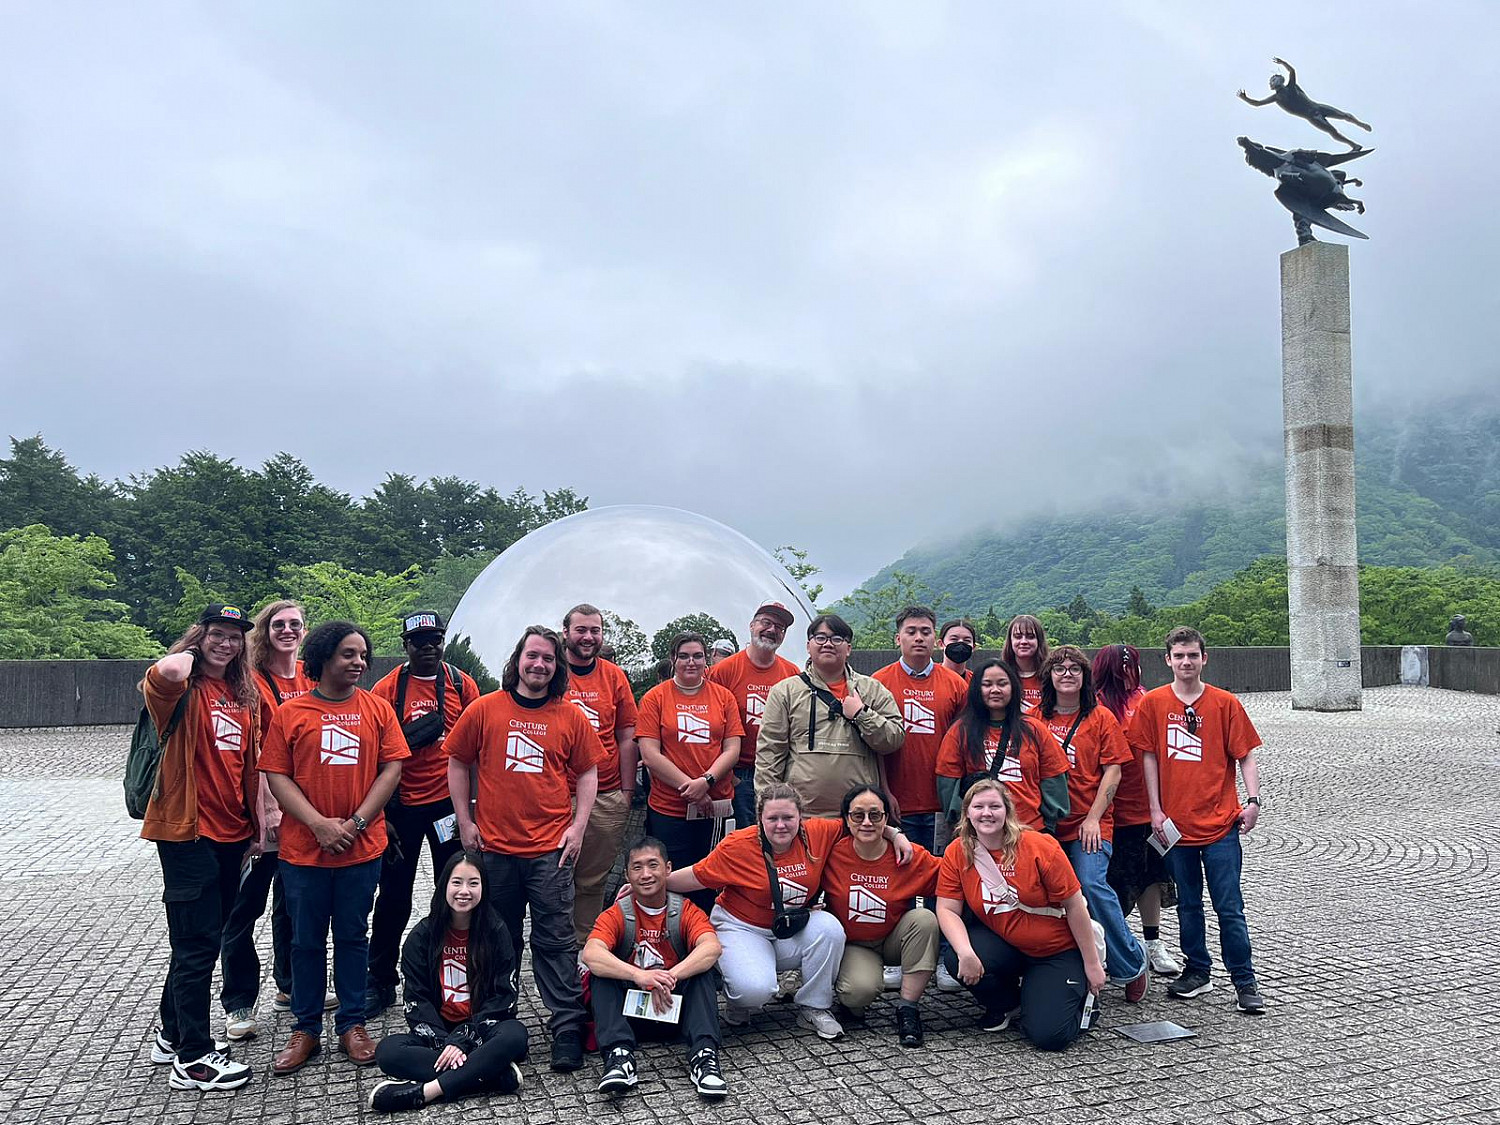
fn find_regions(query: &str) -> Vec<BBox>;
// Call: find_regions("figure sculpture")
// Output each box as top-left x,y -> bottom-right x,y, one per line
1239,58 -> 1372,151
1445,615 -> 1475,647
1238,137 -> 1370,245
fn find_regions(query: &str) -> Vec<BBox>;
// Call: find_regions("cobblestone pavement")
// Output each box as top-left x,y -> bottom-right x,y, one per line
1,686 -> 1496,1125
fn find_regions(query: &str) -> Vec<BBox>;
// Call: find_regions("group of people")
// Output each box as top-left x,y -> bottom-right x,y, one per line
138,595 -> 1266,1111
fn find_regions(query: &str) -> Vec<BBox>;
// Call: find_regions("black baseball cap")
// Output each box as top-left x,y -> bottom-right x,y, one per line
199,604 -> 252,631
401,611 -> 447,639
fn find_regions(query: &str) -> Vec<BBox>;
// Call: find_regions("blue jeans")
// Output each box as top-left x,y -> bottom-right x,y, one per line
899,812 -> 935,854
732,766 -> 757,831
1064,839 -> 1144,981
281,858 -> 382,1035
1166,829 -> 1256,988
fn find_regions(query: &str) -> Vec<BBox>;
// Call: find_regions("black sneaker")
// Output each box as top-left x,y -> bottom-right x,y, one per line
369,1080 -> 427,1113
688,1046 -> 727,1101
168,1050 -> 252,1091
550,1030 -> 585,1072
363,982 -> 397,1017
979,1005 -> 1020,1032
496,1061 -> 524,1094
1167,969 -> 1214,999
895,1005 -> 924,1048
597,1048 -> 638,1095
1236,986 -> 1266,1014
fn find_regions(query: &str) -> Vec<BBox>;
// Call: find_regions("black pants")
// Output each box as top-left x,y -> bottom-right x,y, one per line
589,972 -> 721,1056
374,1021 -> 529,1100
368,798 -> 463,989
645,810 -> 717,915
481,850 -> 586,1037
157,838 -> 248,1061
220,851 -> 292,1011
941,914 -> 1088,1052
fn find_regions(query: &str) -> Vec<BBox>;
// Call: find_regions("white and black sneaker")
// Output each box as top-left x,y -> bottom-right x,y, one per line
168,1050 -> 252,1091
597,1048 -> 638,1095
151,1031 -> 177,1065
689,1046 -> 727,1101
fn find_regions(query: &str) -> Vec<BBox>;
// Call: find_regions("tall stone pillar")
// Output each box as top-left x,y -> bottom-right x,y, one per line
1281,241 -> 1362,710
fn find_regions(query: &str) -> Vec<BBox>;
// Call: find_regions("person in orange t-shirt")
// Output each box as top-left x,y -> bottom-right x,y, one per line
582,838 -> 726,1101
1002,615 -> 1050,713
139,603 -> 261,1092
821,786 -> 940,1046
873,605 -> 968,854
220,598 -> 312,1041
1038,646 -> 1148,999
445,625 -> 606,1072
364,611 -> 482,1015
936,660 -> 1069,832
1093,642 -> 1181,977
707,600 -> 799,830
637,632 -> 744,911
1134,627 -> 1265,1013
260,621 -> 408,1075
936,780 -> 1105,1052
938,618 -> 979,684
562,602 -> 642,945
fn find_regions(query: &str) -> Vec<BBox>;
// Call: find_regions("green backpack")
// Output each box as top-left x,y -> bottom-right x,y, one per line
124,692 -> 190,820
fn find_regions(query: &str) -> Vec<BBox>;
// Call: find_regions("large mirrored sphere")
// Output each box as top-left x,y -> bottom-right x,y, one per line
448,505 -> 816,677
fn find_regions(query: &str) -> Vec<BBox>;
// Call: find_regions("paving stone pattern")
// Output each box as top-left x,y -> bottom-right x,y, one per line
0,686 -> 1495,1124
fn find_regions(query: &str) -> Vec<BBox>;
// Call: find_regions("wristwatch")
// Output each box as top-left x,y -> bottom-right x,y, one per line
702,772 -> 716,787
350,813 -> 369,832
1245,797 -> 1261,807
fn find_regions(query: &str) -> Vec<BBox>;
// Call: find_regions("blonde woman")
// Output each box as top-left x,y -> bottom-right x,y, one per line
935,780 -> 1105,1051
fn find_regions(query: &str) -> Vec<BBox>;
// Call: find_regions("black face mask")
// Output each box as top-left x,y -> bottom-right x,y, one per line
944,641 -> 974,664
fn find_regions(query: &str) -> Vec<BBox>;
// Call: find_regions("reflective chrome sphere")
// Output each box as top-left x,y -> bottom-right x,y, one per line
448,505 -> 816,678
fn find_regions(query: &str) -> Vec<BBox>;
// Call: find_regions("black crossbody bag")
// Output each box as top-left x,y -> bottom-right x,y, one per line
761,834 -> 814,939
961,710 -> 1083,794
394,663 -> 460,752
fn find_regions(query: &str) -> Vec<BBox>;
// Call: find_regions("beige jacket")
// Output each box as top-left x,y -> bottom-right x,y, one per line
753,662 -> 905,818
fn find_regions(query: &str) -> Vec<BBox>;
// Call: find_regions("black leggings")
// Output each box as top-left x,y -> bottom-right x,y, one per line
942,915 -> 1088,1052
374,1020 -> 529,1100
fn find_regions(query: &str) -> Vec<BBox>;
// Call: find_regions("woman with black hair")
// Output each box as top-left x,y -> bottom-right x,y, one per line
260,621 -> 408,1076
368,851 -> 528,1113
936,659 -> 1070,833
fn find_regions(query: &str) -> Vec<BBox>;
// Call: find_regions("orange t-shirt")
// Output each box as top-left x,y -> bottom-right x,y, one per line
1037,707 -> 1132,843
371,665 -> 481,806
1127,684 -> 1261,846
438,927 -> 470,1023
445,691 -> 606,858
565,659 -> 639,792
587,896 -> 716,971
708,650 -> 799,767
259,688 -> 410,867
872,662 -> 967,815
1105,689 -> 1151,827
636,680 -> 744,818
255,663 -> 314,713
189,676 -> 256,844
936,715 -> 1069,829
937,833 -> 1080,957
1018,673 -> 1043,714
693,819 -> 844,929
820,837 -> 940,944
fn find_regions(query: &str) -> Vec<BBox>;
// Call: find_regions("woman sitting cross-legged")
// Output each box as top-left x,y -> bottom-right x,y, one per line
937,780 -> 1106,1051
368,851 -> 529,1113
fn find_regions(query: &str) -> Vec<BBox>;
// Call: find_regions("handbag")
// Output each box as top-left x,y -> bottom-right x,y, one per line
762,836 -> 812,939
394,663 -> 461,752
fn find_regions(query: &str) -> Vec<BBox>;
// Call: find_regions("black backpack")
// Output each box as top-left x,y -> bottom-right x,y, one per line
124,692 -> 190,820
615,893 -> 689,963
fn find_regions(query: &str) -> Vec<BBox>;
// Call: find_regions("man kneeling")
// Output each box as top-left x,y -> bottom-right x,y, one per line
582,838 -> 727,1100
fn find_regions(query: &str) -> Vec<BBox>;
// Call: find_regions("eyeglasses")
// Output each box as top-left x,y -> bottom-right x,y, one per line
270,621 -> 304,634
1053,664 -> 1084,677
846,809 -> 887,823
810,634 -> 849,647
204,630 -> 244,645
674,652 -> 706,662
1184,704 -> 1200,736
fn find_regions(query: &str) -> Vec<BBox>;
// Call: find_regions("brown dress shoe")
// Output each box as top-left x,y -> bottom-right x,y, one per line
273,1030 -> 322,1075
339,1025 -> 378,1066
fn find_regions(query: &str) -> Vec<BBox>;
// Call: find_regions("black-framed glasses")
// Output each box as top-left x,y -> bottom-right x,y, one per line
1184,704 -> 1200,736
1053,664 -> 1084,677
674,652 -> 706,662
810,633 -> 849,647
846,809 -> 887,823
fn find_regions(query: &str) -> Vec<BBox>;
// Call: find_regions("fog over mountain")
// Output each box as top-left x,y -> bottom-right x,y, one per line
3,3 -> 1495,599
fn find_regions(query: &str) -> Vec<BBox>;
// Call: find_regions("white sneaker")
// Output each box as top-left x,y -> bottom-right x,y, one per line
168,1049 -> 252,1091
721,1003 -> 752,1028
151,1031 -> 176,1065
1145,938 -> 1182,975
224,1008 -> 257,1042
882,965 -> 903,991
795,1006 -> 845,1040
935,963 -> 964,992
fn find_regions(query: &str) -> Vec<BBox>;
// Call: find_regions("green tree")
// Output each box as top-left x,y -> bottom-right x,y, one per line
774,544 -> 824,608
1126,586 -> 1154,617
417,552 -> 499,621
442,634 -> 500,693
161,567 -> 230,642
600,609 -> 651,674
0,525 -> 159,658
838,570 -> 950,648
650,613 -> 737,663
278,562 -> 424,655
0,436 -> 118,540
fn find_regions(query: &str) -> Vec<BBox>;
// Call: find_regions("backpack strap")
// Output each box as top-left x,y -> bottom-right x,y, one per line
257,669 -> 283,707
615,893 -> 689,963
664,892 -> 687,961
396,662 -> 451,722
159,688 -> 192,744
617,895 -> 638,961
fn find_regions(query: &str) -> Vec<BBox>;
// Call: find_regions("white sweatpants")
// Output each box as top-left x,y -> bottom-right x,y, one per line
710,904 -> 846,1011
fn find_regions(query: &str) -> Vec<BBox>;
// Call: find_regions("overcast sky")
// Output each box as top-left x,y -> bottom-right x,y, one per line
3,2 -> 1496,598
